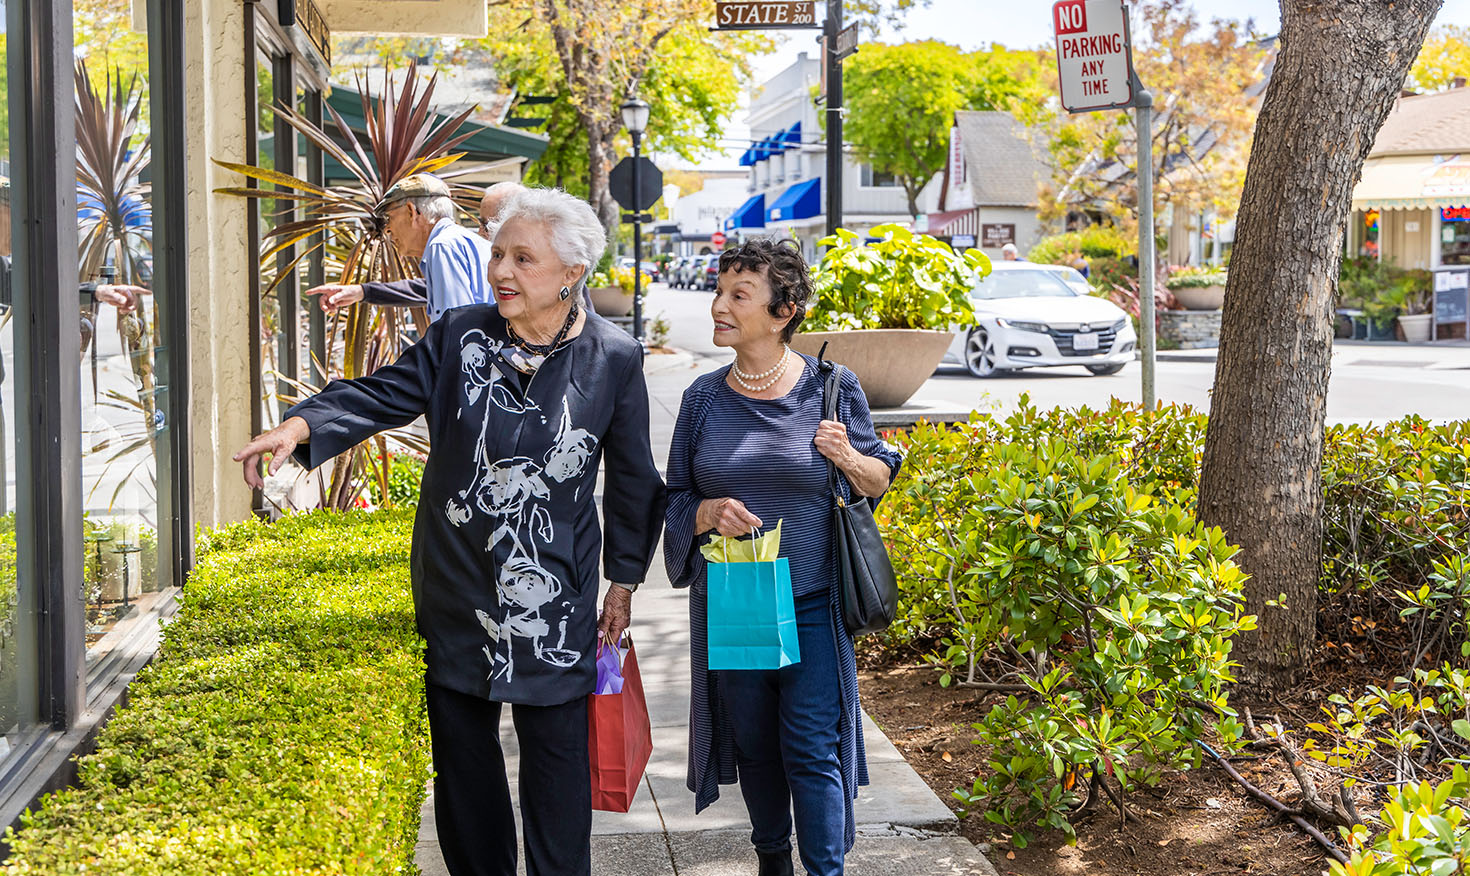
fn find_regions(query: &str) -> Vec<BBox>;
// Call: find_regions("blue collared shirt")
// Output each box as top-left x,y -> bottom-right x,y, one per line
421,218 -> 495,322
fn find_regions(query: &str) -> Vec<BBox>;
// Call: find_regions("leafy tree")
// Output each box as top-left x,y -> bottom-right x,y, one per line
839,41 -> 1045,217
1406,24 -> 1470,92
1021,0 -> 1266,243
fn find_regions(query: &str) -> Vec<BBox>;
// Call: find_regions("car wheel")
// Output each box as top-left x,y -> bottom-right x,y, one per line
964,328 -> 1000,378
1086,363 -> 1126,376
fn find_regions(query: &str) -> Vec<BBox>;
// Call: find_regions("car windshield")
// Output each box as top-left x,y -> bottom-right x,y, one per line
974,269 -> 1079,300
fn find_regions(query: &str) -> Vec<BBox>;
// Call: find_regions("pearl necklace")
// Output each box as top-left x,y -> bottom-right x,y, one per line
732,346 -> 792,393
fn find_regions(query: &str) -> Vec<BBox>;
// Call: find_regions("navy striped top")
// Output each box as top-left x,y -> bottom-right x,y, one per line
663,353 -> 902,837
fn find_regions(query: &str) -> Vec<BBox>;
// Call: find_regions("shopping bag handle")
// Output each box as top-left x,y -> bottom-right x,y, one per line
718,526 -> 761,564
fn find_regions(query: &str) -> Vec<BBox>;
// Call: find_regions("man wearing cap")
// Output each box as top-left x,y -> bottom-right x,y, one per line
306,174 -> 500,321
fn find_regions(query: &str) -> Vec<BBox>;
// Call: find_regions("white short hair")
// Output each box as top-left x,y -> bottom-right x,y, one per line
495,187 -> 607,278
408,194 -> 457,224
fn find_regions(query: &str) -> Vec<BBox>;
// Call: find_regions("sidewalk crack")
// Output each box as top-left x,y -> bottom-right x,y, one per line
646,773 -> 679,875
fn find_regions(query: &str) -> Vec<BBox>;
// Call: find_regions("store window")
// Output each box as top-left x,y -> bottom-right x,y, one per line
1360,209 -> 1381,260
1441,206 -> 1470,266
74,0 -> 176,663
0,0 -> 42,761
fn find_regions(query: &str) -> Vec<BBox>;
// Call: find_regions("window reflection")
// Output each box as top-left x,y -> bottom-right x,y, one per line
75,0 -> 170,658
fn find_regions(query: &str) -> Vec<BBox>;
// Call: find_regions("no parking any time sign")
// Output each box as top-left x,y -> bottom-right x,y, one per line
1053,0 -> 1137,113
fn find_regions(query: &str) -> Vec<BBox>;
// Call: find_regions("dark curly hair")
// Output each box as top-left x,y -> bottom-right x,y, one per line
717,238 -> 813,343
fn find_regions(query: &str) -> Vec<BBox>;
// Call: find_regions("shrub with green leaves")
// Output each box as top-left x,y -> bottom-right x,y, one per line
804,224 -> 990,331
3,509 -> 429,875
1026,226 -> 1133,266
1332,768 -> 1470,876
878,401 -> 1253,842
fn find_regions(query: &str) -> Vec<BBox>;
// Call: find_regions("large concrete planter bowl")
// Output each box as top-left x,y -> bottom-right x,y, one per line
1396,313 -> 1433,343
589,285 -> 634,317
790,329 -> 953,408
1169,284 -> 1226,311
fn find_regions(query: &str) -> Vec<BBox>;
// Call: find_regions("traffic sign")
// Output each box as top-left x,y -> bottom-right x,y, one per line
609,156 -> 663,212
711,231 -> 727,246
1052,0 -> 1136,113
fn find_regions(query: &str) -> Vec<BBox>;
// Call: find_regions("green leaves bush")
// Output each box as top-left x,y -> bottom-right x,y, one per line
3,509 -> 429,875
805,224 -> 990,331
878,400 -> 1252,842
1026,226 -> 1133,266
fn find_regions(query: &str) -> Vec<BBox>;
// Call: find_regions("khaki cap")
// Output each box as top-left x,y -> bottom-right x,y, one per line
380,173 -> 451,212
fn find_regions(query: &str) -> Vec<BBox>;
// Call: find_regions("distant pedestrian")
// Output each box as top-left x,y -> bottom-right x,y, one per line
663,238 -> 902,876
305,174 -> 502,320
1001,243 -> 1023,261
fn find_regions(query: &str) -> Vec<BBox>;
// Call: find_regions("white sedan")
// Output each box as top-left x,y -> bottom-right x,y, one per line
943,262 -> 1138,378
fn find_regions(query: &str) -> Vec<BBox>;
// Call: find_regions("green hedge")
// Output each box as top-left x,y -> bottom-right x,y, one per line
3,509 -> 429,875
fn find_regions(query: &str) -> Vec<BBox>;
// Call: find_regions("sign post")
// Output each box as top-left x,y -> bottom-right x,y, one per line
610,154 -> 663,341
1053,0 -> 1157,408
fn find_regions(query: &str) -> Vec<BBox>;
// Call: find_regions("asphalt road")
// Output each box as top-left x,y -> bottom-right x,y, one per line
643,282 -> 1470,425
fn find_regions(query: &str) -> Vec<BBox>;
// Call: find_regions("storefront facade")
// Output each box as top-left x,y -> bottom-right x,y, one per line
1350,87 -> 1470,270
0,0 -> 500,833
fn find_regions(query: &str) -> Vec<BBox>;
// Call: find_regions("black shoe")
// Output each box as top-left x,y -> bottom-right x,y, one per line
757,849 -> 795,876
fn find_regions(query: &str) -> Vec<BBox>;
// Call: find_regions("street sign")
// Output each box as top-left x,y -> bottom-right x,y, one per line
1052,0 -> 1136,113
609,157 -> 662,212
834,22 -> 859,60
711,231 -> 727,246
714,0 -> 818,29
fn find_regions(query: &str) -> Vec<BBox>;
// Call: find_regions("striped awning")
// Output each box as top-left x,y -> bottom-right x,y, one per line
925,208 -> 979,237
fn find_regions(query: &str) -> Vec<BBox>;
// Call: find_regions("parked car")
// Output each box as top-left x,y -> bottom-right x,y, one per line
698,254 -> 720,290
941,262 -> 1137,378
641,260 -> 661,283
667,256 -> 688,288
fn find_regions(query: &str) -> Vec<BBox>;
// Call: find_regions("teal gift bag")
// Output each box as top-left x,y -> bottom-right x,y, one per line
705,529 -> 800,670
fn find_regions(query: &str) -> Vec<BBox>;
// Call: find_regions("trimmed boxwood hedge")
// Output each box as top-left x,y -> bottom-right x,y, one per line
3,509 -> 430,875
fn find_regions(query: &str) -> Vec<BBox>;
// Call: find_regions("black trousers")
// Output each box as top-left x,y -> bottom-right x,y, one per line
426,683 -> 592,876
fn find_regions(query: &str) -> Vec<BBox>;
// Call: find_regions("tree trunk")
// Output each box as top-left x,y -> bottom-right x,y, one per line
1198,0 -> 1439,690
586,120 -> 618,236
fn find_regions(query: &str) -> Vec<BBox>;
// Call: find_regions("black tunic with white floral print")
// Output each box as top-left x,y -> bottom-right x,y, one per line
286,304 -> 666,705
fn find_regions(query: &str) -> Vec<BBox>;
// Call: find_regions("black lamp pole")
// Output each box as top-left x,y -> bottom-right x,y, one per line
622,96 -> 651,343
824,0 -> 843,237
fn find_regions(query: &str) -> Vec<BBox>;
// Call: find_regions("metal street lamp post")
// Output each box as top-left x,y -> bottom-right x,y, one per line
621,96 -> 651,342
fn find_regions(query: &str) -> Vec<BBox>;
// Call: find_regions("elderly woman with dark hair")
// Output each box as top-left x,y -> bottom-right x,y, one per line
234,187 -> 666,876
663,238 -> 903,876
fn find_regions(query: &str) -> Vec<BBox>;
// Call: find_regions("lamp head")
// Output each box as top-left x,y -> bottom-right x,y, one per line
620,96 -> 650,136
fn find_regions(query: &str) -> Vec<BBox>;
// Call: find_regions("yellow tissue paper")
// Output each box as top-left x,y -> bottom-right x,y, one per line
700,519 -> 783,563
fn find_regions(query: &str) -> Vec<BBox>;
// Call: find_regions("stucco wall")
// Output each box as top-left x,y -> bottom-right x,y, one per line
316,0 -> 489,37
186,0 -> 254,527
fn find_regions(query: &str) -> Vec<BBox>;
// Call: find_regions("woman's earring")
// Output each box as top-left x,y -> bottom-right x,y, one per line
559,285 -> 571,301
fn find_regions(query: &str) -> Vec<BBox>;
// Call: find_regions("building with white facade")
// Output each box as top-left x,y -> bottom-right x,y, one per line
930,110 -> 1051,261
725,52 -> 936,261
667,173 -> 752,254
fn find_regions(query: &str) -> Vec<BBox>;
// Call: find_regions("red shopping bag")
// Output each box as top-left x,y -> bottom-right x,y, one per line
587,637 -> 653,812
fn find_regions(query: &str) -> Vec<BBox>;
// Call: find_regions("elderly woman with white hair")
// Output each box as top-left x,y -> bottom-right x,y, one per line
233,187 -> 667,876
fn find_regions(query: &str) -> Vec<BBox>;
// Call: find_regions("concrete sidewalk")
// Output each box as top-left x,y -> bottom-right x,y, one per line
414,350 -> 999,875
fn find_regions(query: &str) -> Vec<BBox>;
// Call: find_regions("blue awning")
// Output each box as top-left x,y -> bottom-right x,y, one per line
766,178 -> 821,223
738,147 -> 756,167
783,122 -> 802,147
725,194 -> 766,230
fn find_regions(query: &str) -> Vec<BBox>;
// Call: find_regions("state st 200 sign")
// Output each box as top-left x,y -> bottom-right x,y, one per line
1053,0 -> 1136,113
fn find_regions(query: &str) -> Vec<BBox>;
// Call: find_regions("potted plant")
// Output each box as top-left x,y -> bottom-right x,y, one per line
1164,265 -> 1228,310
1388,270 -> 1433,343
792,224 -> 990,408
588,265 -> 646,317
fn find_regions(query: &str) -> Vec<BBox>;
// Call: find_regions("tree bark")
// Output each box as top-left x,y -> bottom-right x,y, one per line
1198,0 -> 1439,689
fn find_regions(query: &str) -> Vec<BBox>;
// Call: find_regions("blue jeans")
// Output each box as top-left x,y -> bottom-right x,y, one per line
717,592 -> 845,876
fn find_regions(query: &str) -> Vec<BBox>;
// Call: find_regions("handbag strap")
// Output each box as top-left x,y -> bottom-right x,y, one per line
816,343 -> 845,505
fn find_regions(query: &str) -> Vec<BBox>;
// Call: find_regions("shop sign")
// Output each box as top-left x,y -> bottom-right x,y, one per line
1052,0 -> 1135,113
1433,269 -> 1469,335
1422,160 -> 1470,198
1442,206 -> 1470,223
714,1 -> 818,29
982,224 -> 1016,248
952,234 -> 977,249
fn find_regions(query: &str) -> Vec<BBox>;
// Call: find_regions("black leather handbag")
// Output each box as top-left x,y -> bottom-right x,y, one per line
819,359 -> 900,636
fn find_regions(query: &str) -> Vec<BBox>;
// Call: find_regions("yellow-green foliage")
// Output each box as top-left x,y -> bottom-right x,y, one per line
3,509 -> 428,875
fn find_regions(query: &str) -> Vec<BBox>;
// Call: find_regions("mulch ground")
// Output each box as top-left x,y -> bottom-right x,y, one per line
856,653 -> 1377,876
